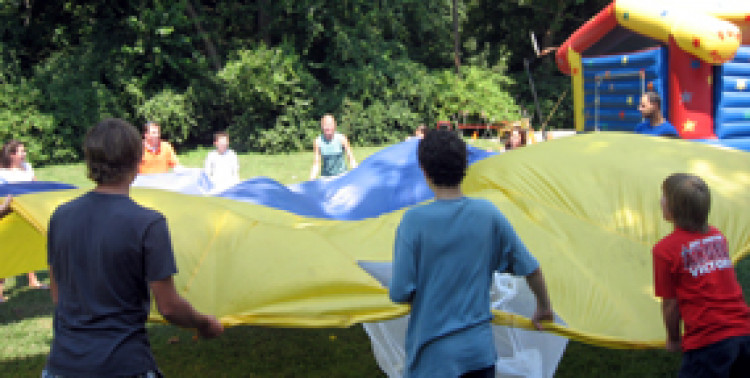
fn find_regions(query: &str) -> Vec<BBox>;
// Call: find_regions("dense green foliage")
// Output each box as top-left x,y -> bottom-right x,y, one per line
0,0 -> 609,163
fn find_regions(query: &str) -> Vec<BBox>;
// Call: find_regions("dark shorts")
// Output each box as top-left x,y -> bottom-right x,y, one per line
679,335 -> 750,378
42,369 -> 163,378
460,365 -> 495,378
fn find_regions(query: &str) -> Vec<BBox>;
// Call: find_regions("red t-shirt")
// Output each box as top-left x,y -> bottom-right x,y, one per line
653,226 -> 750,351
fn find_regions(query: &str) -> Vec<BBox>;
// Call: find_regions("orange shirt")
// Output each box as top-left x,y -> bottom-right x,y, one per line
139,141 -> 179,174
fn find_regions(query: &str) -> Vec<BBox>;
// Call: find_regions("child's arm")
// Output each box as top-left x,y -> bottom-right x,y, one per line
389,223 -> 416,304
204,153 -> 213,179
0,195 -> 10,218
342,135 -> 357,169
150,276 -> 224,339
232,153 -> 240,182
310,139 -> 321,179
49,267 -> 58,305
661,298 -> 681,352
524,268 -> 554,330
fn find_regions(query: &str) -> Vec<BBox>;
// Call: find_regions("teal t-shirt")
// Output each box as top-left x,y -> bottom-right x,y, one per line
317,133 -> 346,177
389,197 -> 539,377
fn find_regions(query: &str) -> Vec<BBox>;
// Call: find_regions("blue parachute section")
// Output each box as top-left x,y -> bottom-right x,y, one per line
3,140 -> 495,221
714,45 -> 750,148
219,139 -> 495,220
582,47 -> 668,132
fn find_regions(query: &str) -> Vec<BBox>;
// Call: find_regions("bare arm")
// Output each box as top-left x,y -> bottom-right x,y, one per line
310,139 -> 321,179
0,195 -> 10,218
661,298 -> 681,352
342,136 -> 357,169
150,276 -> 224,338
49,267 -> 58,305
524,268 -> 554,330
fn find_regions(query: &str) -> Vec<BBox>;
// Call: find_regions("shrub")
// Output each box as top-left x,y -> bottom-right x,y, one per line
137,88 -> 196,145
218,44 -> 318,152
0,79 -> 57,165
33,49 -> 128,163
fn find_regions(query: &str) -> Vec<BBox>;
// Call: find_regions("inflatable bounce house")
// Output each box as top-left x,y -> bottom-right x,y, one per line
555,0 -> 750,150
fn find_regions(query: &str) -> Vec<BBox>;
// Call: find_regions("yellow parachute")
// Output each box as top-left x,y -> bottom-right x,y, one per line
2,133 -> 749,349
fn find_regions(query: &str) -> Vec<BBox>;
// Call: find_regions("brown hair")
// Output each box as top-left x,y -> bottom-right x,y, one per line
662,173 -> 711,233
644,91 -> 662,111
143,121 -> 160,133
1,140 -> 23,168
214,131 -> 229,141
504,126 -> 527,150
85,119 -> 143,185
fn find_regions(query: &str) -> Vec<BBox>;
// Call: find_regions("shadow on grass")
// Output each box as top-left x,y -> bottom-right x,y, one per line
0,272 -> 54,326
147,324 -> 385,378
2,259 -> 748,377
0,353 -> 48,378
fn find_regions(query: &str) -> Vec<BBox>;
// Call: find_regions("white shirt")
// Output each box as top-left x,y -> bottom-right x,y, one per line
0,162 -> 34,183
204,149 -> 240,192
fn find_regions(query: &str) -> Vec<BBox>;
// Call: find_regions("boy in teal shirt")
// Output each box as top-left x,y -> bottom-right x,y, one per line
389,130 -> 554,378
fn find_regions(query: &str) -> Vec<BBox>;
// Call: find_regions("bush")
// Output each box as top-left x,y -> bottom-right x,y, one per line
33,49 -> 128,163
433,65 -> 521,125
137,89 -> 197,145
0,79 -> 57,165
218,44 -> 318,152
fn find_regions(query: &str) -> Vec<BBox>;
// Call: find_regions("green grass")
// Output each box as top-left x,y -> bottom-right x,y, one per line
5,141 -> 748,377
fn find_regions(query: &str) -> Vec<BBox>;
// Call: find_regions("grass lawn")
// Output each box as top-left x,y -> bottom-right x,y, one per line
3,139 -> 748,377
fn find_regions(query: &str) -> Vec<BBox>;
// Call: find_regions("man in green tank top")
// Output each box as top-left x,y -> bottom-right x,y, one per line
310,114 -> 357,179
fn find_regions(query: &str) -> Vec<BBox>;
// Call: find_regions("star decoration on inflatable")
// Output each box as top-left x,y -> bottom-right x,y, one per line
738,79 -> 747,91
683,119 -> 696,132
681,92 -> 693,104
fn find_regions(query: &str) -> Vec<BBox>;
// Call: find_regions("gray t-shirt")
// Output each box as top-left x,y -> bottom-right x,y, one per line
46,191 -> 178,376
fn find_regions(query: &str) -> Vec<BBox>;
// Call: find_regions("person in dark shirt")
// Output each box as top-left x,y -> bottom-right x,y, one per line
634,92 -> 679,137
44,118 -> 223,377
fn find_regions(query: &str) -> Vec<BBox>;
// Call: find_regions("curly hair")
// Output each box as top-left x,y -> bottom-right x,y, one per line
84,119 -> 143,185
1,140 -> 23,168
662,173 -> 711,233
417,130 -> 467,187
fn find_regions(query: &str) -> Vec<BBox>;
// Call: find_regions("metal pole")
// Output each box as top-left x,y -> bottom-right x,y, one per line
523,58 -> 545,140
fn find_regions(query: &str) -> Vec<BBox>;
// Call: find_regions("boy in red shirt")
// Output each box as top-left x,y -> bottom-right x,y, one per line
653,173 -> 750,377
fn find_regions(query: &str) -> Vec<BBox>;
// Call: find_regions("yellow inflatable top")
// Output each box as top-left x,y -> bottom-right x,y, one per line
557,0 -> 750,74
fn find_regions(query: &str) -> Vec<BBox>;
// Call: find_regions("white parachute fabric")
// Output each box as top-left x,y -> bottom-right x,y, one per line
359,262 -> 568,378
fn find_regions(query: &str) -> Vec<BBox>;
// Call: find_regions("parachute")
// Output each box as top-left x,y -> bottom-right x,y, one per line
2,133 -> 750,357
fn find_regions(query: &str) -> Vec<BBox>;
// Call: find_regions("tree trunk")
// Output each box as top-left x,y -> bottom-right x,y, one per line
452,0 -> 460,75
185,1 -> 222,71
258,0 -> 270,45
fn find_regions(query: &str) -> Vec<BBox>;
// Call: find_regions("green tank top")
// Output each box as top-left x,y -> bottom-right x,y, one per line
318,133 -> 346,177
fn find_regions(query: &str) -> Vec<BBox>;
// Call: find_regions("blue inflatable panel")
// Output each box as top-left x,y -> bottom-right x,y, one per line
581,47 -> 668,133
719,76 -> 750,92
582,66 -> 660,82
732,47 -> 750,61
716,108 -> 750,122
584,79 -> 665,95
584,94 -> 642,109
714,122 -> 750,139
584,120 -> 637,132
584,108 -> 642,129
715,46 -> 750,139
582,48 -> 662,70
721,63 -> 750,77
717,92 -> 750,107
